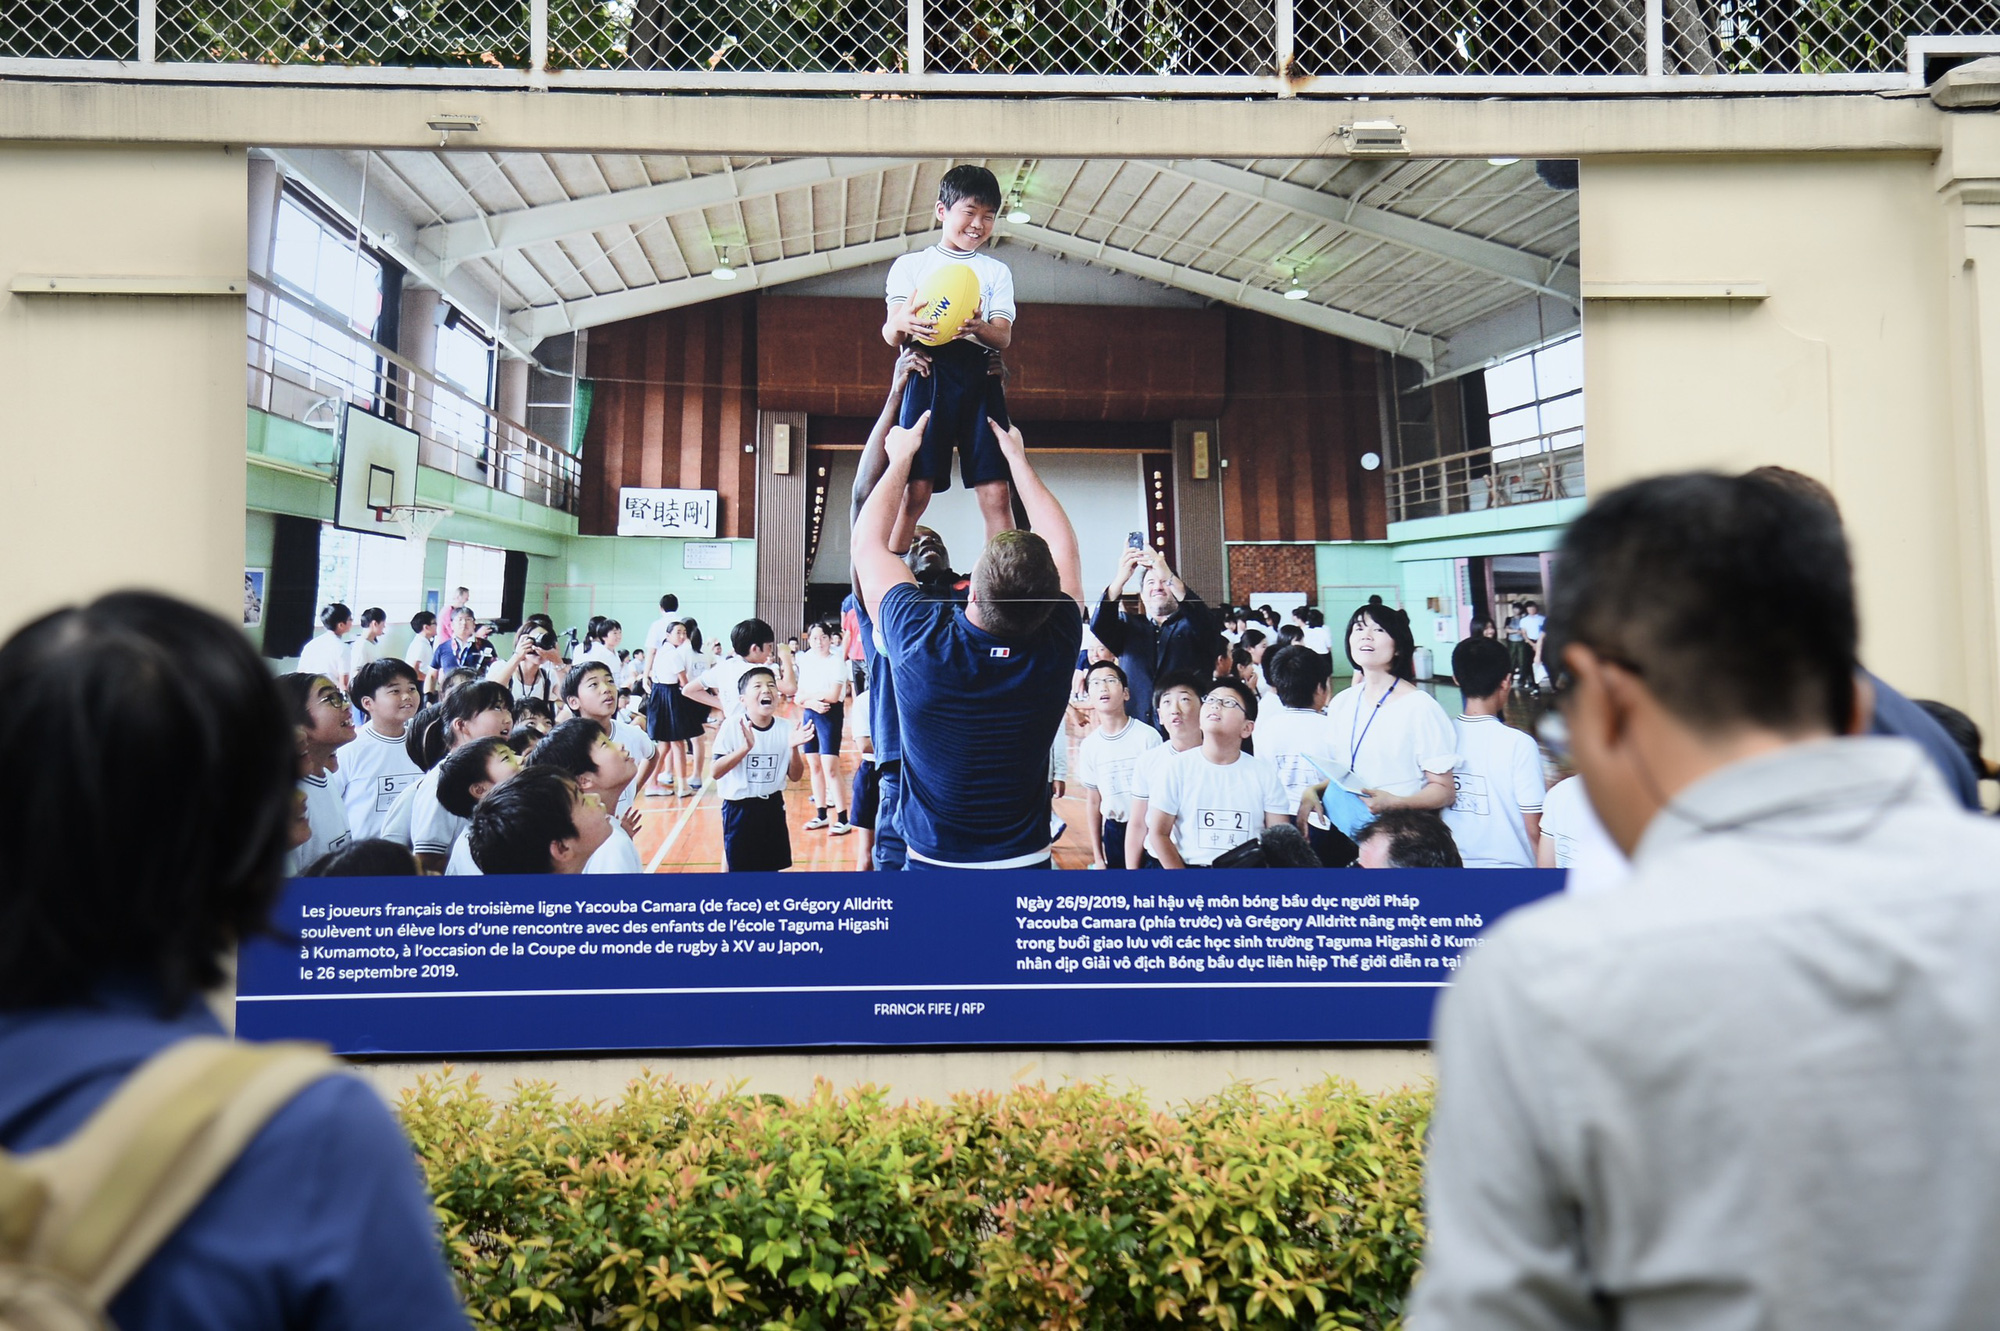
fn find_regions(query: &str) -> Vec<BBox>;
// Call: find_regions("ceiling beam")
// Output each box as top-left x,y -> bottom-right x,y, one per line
508,234 -> 914,343
1002,221 -> 1438,370
420,155 -> 909,269
1146,159 -> 1580,303
264,147 -> 540,362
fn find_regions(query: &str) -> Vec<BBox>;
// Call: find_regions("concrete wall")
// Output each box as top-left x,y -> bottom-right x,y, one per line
0,143 -> 248,631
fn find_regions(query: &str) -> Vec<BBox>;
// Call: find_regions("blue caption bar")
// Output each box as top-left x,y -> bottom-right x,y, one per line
236,870 -> 1564,1054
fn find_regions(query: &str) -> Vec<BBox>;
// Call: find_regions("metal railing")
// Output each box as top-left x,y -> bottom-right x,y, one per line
247,274 -> 580,516
1387,440 -> 1582,523
0,0 -> 1986,91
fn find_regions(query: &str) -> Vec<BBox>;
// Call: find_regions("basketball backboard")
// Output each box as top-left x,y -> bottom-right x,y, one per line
335,404 -> 419,537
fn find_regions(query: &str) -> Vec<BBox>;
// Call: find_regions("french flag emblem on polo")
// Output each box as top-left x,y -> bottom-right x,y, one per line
989,646 -> 1011,659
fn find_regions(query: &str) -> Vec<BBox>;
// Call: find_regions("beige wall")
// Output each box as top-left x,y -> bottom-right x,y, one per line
1580,152 -> 1981,724
0,143 -> 248,631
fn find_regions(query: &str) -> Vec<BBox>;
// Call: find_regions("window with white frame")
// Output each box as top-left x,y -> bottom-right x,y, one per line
443,541 -> 507,619
1484,333 -> 1582,465
315,523 -> 428,625
269,192 -> 382,403
432,314 -> 495,459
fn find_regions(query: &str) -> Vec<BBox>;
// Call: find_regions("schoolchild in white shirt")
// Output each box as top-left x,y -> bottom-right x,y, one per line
1125,671 -> 1208,869
1255,644 -> 1354,865
276,671 -> 355,875
467,766 -> 612,876
1073,661 -> 1161,870
712,667 -> 813,872
524,719 -> 645,874
384,680 -> 514,873
1144,676 -> 1292,869
404,610 -> 439,694
295,603 -> 353,692
433,736 -> 521,876
794,617 -> 854,836
1441,635 -> 1546,868
563,660 -> 658,817
334,657 -> 424,841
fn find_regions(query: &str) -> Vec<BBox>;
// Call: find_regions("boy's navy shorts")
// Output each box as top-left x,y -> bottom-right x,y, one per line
801,703 -> 844,755
722,794 -> 792,871
900,340 -> 1012,492
851,761 -> 881,830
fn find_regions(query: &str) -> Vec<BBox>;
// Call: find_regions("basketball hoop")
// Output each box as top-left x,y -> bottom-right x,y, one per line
384,504 -> 452,559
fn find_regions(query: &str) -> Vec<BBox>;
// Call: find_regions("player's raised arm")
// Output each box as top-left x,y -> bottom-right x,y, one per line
855,413 -> 929,620
852,345 -> 930,534
989,421 -> 1084,609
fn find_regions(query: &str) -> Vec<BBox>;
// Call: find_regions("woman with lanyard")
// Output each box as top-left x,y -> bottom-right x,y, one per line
1323,597 -> 1458,814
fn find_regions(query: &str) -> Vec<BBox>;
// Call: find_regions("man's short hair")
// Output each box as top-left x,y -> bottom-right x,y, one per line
0,593 -> 296,1010
1551,472 -> 1858,736
1083,660 -> 1129,690
659,593 -> 679,613
1204,674 -> 1259,722
730,618 -> 776,658
562,660 -> 615,703
1153,669 -> 1209,708
321,602 -> 352,631
452,607 -> 476,625
524,718 -> 605,781
302,838 -> 419,877
938,164 -> 1002,212
738,666 -> 777,695
410,610 -> 436,632
1359,810 -> 1463,868
437,736 -> 513,819
1452,636 -> 1513,701
469,766 -> 581,875
351,657 -> 420,707
970,530 -> 1064,639
1267,644 -> 1331,709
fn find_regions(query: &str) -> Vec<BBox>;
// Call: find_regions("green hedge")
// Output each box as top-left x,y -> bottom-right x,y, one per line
397,1072 -> 1431,1330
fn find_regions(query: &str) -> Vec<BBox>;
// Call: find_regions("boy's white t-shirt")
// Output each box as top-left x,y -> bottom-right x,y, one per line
1302,625 -> 1333,655
697,656 -> 773,719
885,243 -> 1018,331
290,772 -> 352,875
1541,775 -> 1632,895
1129,738 -> 1195,804
1324,682 -> 1460,796
444,829 -> 481,875
296,630 -> 349,684
403,634 -> 435,674
712,715 -> 795,802
347,635 -> 384,674
1075,718 -> 1163,823
333,724 -> 423,842
1441,714 -> 1546,869
1250,704 -> 1342,812
398,765 -> 465,858
577,643 -> 620,678
609,719 -> 656,816
585,824 -> 644,874
1147,747 -> 1291,866
794,650 -> 846,707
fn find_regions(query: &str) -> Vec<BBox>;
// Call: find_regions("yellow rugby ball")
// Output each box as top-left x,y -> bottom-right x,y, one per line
907,263 -> 981,347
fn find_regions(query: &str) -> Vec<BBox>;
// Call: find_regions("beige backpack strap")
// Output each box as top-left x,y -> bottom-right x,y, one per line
16,1037 -> 342,1308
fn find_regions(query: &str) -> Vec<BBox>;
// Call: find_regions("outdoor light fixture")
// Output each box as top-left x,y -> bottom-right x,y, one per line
1339,119 -> 1409,157
711,247 -> 738,281
427,112 -> 481,146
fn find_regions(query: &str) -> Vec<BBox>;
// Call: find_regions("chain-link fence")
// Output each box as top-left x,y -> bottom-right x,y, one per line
5,0 -> 1996,81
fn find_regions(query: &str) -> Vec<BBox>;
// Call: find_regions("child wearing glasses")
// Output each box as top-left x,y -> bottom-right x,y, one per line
1143,676 -> 1291,868
276,671 -> 355,875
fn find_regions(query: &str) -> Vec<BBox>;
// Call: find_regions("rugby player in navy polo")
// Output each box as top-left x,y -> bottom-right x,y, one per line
855,414 -> 1085,870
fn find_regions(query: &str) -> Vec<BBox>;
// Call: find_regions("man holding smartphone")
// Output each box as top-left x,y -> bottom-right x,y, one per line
1091,543 -> 1222,728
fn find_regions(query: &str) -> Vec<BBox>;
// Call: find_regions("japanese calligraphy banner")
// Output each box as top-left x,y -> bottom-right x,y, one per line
617,487 -> 719,538
235,868 -> 1564,1055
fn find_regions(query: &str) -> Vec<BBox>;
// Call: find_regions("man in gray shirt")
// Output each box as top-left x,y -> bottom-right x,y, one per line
1413,472 -> 2000,1330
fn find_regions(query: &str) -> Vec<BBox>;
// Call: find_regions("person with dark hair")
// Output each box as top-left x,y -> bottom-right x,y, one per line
405,609 -> 440,693
468,765 -> 611,875
882,163 -> 1018,547
429,606 -> 490,681
524,719 -> 643,873
1145,677 -> 1292,869
562,660 -> 656,822
275,670 -> 355,874
1253,644 -> 1353,867
504,721 -> 544,762
1743,464 -> 1982,809
1413,472 -> 2000,1331
644,618 -> 704,798
346,606 -> 389,688
1440,636 -> 1544,868
855,413 -> 1084,871
383,680 -> 513,873
711,667 -> 814,872
435,736 -> 521,874
1320,597 -> 1457,818
1126,672 -> 1210,870
1355,809 -> 1463,868
1212,822 -> 1324,869
334,656 -> 424,841
641,591 -> 682,691
683,616 -> 795,722
1074,660 -> 1162,870
1916,698 -> 1995,795
0,592 -> 466,1328
577,616 -> 623,676
487,623 -> 565,709
795,615 -> 855,836
297,601 -> 353,691
1091,546 -> 1223,729
302,838 -> 420,877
